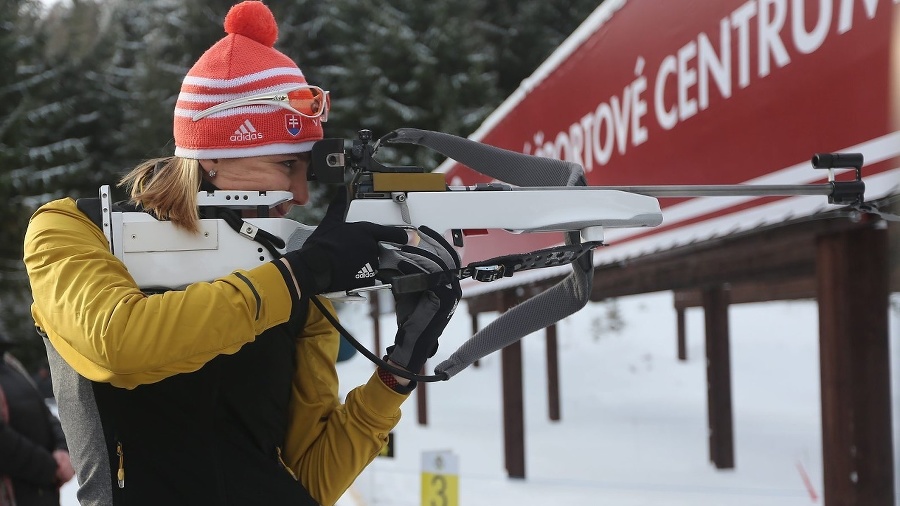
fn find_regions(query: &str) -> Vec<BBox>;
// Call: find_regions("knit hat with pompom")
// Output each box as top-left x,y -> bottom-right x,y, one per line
173,1 -> 325,158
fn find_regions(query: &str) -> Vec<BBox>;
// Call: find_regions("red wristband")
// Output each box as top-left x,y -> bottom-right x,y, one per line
378,367 -> 401,390
379,367 -> 417,394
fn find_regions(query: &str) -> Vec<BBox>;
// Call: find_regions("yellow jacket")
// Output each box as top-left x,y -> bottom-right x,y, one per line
24,197 -> 405,505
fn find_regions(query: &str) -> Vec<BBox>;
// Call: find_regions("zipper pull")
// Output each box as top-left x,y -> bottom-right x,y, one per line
276,447 -> 298,480
116,442 -> 125,488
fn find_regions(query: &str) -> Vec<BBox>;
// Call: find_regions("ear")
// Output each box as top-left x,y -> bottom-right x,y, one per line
198,159 -> 219,172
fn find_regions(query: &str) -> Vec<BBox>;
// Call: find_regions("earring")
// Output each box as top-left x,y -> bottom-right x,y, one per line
208,169 -> 217,177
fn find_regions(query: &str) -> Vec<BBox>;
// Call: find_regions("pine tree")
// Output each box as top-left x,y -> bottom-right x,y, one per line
109,0 -> 239,169
0,0 -> 61,361
275,0 -> 501,170
483,0 -> 603,94
0,0 -> 127,364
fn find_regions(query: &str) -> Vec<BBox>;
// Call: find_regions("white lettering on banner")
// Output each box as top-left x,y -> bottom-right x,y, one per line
793,0 -> 832,54
526,61 -> 649,171
730,1 -> 757,89
698,19 -> 732,112
677,41 -> 699,122
759,0 -> 791,78
631,58 -> 650,147
655,55 -> 678,130
838,0 -> 881,33
522,0 -> 894,169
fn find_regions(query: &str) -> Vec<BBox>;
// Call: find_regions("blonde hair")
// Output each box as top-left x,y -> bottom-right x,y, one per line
118,157 -> 203,233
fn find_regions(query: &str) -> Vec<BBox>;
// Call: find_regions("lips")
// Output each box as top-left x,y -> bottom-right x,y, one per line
272,201 -> 301,218
272,203 -> 289,218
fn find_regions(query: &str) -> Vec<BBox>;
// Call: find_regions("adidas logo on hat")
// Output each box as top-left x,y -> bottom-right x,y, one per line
230,120 -> 264,142
355,263 -> 376,279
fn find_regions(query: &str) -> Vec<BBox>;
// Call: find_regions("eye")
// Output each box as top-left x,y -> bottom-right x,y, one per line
280,159 -> 298,170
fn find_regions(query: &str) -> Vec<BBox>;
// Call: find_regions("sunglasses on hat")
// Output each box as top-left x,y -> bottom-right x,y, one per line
192,84 -> 330,122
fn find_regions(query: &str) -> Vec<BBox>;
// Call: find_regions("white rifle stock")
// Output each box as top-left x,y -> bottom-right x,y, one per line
100,185 -> 662,292
101,188 -> 316,292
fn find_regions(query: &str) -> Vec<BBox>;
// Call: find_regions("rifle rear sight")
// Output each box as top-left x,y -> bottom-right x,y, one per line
310,129 -> 445,202
310,129 -> 425,182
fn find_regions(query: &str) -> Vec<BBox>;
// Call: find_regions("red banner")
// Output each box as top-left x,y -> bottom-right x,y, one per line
442,0 -> 900,274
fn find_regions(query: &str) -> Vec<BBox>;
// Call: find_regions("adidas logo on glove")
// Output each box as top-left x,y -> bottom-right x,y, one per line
355,263 -> 376,279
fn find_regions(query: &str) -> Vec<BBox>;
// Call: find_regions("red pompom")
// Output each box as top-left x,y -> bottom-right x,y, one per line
224,1 -> 278,47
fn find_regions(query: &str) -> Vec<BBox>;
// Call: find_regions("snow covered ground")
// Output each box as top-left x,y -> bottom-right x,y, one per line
61,290 -> 900,506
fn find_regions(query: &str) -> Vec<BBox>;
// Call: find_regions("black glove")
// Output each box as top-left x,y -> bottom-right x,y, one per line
283,191 -> 408,295
380,226 -> 462,373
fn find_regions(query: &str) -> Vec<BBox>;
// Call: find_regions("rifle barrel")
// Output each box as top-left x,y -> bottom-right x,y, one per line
500,184 -> 835,198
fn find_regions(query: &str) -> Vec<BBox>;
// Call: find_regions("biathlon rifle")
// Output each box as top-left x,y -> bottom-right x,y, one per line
101,127 -> 870,381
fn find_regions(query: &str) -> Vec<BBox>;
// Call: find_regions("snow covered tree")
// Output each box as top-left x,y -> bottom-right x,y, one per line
0,0 -> 67,361
107,0 -> 239,168
273,0 -> 501,170
482,0 -> 603,93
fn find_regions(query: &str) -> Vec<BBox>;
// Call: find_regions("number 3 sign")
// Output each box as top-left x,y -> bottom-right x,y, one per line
421,450 -> 459,506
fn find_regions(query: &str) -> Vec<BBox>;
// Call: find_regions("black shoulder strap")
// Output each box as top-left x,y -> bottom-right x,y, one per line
75,197 -> 103,229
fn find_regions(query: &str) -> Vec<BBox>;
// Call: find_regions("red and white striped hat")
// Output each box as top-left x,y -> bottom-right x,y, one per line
174,1 -> 325,159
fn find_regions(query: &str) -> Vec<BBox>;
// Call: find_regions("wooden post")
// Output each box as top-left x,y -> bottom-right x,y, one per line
501,340 -> 525,479
501,290 -> 526,479
676,307 -> 687,361
546,324 -> 561,421
417,365 -> 428,426
703,284 -> 734,469
816,225 -> 894,506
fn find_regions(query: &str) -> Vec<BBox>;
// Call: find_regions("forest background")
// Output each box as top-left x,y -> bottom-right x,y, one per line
0,0 -> 602,370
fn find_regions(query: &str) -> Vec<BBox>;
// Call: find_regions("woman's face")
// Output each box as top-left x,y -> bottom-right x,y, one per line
200,153 -> 310,218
